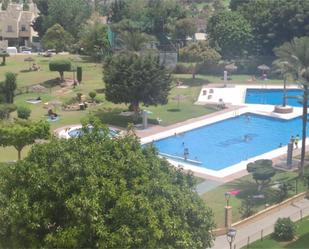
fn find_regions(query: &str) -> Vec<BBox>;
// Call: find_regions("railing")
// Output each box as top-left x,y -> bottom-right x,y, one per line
233,205 -> 309,249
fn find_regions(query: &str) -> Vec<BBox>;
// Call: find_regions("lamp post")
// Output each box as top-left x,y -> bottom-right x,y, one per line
224,192 -> 232,228
226,228 -> 237,249
225,192 -> 231,207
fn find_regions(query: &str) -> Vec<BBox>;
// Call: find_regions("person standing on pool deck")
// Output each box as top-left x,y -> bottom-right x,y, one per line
295,134 -> 300,149
290,136 -> 295,149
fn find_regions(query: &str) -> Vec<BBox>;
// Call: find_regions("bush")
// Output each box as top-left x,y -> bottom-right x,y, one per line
0,104 -> 16,119
239,196 -> 255,218
173,63 -> 192,74
17,106 -> 31,119
274,217 -> 295,241
89,91 -> 96,102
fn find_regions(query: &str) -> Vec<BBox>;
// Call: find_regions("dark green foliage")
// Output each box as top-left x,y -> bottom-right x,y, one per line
76,66 -> 82,83
239,196 -> 255,218
207,10 -> 252,58
0,50 -> 9,65
3,72 -> 17,103
277,182 -> 292,203
44,0 -> 92,38
274,218 -> 295,241
78,19 -> 110,61
88,91 -> 96,102
247,159 -> 275,191
109,0 -> 128,23
49,59 -> 71,81
0,119 -> 50,160
0,104 -> 16,119
17,106 -> 31,119
229,0 -> 249,11
42,24 -> 73,53
0,120 -> 215,248
104,52 -> 172,113
238,0 -> 309,55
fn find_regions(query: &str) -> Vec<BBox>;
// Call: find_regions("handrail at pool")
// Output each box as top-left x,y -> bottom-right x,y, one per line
159,152 -> 202,165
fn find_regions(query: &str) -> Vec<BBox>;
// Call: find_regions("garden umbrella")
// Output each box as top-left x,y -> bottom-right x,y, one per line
225,63 -> 238,72
258,64 -> 270,74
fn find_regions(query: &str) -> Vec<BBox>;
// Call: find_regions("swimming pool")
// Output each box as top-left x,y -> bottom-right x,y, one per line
245,89 -> 303,106
153,113 -> 307,170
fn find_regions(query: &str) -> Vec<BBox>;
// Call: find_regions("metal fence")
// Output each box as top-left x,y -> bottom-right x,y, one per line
232,205 -> 309,249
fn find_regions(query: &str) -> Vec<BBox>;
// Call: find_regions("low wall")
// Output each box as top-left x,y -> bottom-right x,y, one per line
213,191 -> 307,236
233,192 -> 306,230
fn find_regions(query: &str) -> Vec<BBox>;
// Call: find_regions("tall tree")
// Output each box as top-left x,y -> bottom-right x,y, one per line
179,41 -> 221,79
78,14 -> 110,61
0,120 -> 215,248
42,24 -> 73,52
238,0 -> 309,55
274,36 -> 309,177
172,17 -> 197,46
3,72 -> 17,104
0,119 -> 50,160
104,52 -> 172,114
207,10 -> 252,58
44,0 -> 92,38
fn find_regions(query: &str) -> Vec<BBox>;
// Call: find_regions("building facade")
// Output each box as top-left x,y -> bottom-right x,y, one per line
0,1 -> 39,48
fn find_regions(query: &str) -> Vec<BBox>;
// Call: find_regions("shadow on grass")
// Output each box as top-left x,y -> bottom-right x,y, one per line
41,78 -> 61,88
177,77 -> 210,86
167,108 -> 181,112
95,108 -> 158,128
19,69 -> 32,73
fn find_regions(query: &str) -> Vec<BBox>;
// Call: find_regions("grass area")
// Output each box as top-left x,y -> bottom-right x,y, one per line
247,217 -> 309,249
202,170 -> 307,228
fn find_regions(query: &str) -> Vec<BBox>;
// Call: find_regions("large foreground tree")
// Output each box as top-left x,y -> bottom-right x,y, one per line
274,36 -> 309,177
0,120 -> 215,248
104,52 -> 172,114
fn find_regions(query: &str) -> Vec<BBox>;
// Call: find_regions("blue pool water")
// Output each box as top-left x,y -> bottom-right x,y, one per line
68,127 -> 118,138
153,113 -> 307,170
245,89 -> 303,106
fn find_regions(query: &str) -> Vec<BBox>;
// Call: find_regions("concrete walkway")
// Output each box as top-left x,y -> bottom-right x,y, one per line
211,198 -> 309,249
196,180 -> 223,195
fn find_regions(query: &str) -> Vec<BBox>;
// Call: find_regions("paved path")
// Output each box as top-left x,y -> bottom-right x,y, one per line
211,198 -> 309,249
196,180 -> 223,195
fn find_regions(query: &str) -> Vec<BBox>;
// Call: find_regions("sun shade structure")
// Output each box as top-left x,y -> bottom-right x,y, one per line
225,63 -> 238,72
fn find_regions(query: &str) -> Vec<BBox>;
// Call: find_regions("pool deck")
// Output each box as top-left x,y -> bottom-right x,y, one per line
139,84 -> 305,182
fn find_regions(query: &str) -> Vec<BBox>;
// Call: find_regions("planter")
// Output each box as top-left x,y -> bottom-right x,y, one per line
274,105 -> 293,114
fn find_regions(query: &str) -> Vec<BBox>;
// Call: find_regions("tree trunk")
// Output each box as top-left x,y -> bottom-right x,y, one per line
192,64 -> 196,79
300,85 -> 308,177
60,71 -> 64,82
132,101 -> 140,121
17,149 -> 21,161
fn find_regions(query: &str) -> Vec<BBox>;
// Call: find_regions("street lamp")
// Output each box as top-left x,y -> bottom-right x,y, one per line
225,192 -> 231,207
226,228 -> 237,249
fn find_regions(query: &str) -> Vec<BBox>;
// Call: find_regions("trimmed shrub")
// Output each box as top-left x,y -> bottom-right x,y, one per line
77,66 -> 82,83
89,91 -> 96,102
49,60 -> 71,81
17,106 -> 31,119
274,217 -> 295,241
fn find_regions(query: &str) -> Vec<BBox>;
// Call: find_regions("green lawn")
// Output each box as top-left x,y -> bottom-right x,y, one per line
247,217 -> 309,249
202,170 -> 307,228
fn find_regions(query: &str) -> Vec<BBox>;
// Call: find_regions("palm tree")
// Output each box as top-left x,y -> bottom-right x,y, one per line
274,36 -> 309,177
117,31 -> 156,53
272,60 -> 295,107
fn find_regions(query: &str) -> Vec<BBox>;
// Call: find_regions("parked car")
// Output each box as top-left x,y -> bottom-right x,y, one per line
6,47 -> 18,55
19,46 -> 32,53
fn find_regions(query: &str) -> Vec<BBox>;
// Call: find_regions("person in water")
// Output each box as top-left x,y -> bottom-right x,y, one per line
295,134 -> 300,149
